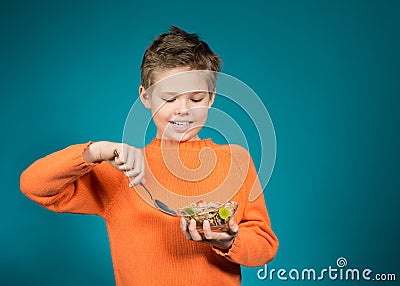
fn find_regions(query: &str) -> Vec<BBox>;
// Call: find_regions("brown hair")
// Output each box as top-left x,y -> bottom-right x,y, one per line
140,26 -> 222,89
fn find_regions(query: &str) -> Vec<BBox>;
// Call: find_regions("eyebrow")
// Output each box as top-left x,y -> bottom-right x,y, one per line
160,90 -> 209,96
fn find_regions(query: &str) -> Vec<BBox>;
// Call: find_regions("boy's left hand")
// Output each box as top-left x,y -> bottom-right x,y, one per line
180,217 -> 239,250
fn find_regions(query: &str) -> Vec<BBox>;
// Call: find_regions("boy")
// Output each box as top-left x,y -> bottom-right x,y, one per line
20,26 -> 278,285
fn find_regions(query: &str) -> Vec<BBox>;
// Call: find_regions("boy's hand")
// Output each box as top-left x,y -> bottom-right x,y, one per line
83,141 -> 145,186
180,217 -> 239,250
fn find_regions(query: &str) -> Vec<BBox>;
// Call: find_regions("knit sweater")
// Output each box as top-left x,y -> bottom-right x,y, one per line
20,138 -> 278,286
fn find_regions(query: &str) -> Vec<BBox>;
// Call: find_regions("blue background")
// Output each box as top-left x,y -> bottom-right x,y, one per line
1,0 -> 399,285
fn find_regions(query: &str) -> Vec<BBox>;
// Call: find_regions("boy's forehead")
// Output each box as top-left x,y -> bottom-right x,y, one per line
151,69 -> 213,94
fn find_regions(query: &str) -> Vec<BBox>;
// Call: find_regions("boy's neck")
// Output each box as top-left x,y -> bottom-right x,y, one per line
155,133 -> 201,142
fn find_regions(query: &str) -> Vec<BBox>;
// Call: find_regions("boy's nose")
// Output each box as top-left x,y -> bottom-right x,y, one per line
174,100 -> 189,115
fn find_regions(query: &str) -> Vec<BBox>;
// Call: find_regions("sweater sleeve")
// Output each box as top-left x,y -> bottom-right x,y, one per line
20,143 -> 116,216
213,146 -> 278,267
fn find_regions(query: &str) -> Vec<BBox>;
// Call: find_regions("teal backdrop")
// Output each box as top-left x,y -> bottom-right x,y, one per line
1,0 -> 399,285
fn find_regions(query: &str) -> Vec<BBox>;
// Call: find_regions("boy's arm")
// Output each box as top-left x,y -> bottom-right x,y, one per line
20,141 -> 145,215
20,143 -> 119,216
216,192 -> 278,267
213,147 -> 279,267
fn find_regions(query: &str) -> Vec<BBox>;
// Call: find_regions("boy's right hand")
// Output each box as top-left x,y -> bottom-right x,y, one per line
83,141 -> 145,186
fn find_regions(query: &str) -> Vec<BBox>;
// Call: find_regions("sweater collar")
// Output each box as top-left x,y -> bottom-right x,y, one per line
148,138 -> 215,149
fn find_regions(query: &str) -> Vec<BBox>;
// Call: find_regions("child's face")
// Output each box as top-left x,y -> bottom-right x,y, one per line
140,67 -> 215,142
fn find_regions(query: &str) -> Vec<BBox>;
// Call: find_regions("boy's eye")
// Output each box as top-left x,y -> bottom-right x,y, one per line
191,98 -> 204,103
163,98 -> 176,102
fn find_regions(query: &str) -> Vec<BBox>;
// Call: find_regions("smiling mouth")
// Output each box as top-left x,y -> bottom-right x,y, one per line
169,121 -> 193,126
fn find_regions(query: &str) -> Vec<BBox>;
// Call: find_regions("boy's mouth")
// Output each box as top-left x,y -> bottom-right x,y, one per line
169,121 -> 193,126
168,121 -> 194,133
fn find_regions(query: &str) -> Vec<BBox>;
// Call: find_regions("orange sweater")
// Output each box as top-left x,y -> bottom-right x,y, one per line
20,138 -> 278,286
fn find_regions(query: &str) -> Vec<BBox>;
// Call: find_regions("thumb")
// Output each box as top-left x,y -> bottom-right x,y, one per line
228,219 -> 239,236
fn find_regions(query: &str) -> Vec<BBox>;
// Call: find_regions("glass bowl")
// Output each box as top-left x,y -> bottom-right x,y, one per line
178,201 -> 238,233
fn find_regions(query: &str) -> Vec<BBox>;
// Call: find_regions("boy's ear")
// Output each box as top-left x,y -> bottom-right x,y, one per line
208,88 -> 216,108
139,85 -> 151,109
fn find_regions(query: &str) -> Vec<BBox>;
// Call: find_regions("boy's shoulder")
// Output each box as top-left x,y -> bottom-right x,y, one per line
212,143 -> 253,165
212,142 -> 248,153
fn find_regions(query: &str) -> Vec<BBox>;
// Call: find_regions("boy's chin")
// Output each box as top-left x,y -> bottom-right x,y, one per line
158,131 -> 201,142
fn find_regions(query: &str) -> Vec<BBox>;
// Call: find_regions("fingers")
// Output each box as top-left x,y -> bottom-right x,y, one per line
228,218 -> 239,237
128,156 -> 145,186
188,219 -> 203,241
181,218 -> 238,250
202,220 -> 233,243
202,220 -> 217,240
180,218 -> 192,240
113,144 -> 128,166
112,144 -> 145,186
